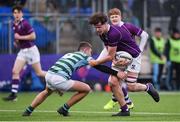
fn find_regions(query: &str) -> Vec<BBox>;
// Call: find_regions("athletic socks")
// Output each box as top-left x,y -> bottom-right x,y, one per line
11,79 -> 20,94
112,87 -> 132,103
26,106 -> 34,114
112,95 -> 118,102
121,104 -> 129,112
62,103 -> 70,112
146,83 -> 150,91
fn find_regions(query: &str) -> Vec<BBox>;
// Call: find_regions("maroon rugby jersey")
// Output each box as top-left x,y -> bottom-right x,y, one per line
100,23 -> 142,58
13,18 -> 35,49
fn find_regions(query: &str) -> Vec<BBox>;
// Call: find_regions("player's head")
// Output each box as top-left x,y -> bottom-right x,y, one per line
78,42 -> 92,56
89,12 -> 108,35
108,8 -> 122,25
154,27 -> 162,38
170,28 -> 180,39
12,6 -> 23,22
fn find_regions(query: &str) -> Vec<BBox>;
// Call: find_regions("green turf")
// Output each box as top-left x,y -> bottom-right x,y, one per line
0,92 -> 180,121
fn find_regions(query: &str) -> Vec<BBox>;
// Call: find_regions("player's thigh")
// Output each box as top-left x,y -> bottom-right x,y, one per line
12,58 -> 26,73
45,73 -> 78,92
27,46 -> 40,65
127,54 -> 141,74
31,62 -> 43,73
70,81 -> 91,92
126,71 -> 138,82
108,75 -> 120,86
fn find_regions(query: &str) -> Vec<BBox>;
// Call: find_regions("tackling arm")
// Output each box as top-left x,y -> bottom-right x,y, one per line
93,64 -> 127,80
93,65 -> 118,76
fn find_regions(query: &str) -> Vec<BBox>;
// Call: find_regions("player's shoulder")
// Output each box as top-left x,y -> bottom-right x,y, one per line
123,22 -> 135,28
109,25 -> 122,37
21,18 -> 31,25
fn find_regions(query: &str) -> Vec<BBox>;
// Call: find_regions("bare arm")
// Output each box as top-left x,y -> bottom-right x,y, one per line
89,46 -> 117,66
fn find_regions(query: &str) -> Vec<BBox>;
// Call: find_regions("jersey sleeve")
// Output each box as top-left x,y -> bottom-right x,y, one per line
23,20 -> 34,34
124,23 -> 142,36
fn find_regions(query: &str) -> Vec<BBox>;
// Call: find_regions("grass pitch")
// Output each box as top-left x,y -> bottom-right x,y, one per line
0,92 -> 180,121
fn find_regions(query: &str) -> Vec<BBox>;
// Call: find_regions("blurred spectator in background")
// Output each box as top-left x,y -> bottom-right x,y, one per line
149,27 -> 166,90
164,0 -> 180,31
165,28 -> 180,91
108,0 -> 123,13
46,0 -> 59,12
131,0 -> 144,28
0,0 -> 26,7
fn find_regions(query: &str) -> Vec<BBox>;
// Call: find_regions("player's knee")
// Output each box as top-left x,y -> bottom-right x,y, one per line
108,76 -> 119,87
44,88 -> 53,96
86,85 -> 91,93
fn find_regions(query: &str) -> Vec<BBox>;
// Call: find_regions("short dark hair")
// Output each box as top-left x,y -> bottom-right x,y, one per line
89,12 -> 108,25
171,28 -> 179,34
154,27 -> 161,32
12,5 -> 23,13
78,42 -> 92,51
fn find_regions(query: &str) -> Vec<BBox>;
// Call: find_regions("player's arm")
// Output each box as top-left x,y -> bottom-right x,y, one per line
14,32 -> 36,41
126,23 -> 149,52
93,64 -> 126,80
96,47 -> 108,60
14,20 -> 36,41
139,31 -> 149,52
89,46 -> 117,66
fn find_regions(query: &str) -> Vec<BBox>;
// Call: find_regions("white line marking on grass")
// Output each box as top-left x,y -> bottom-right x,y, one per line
0,109 -> 180,116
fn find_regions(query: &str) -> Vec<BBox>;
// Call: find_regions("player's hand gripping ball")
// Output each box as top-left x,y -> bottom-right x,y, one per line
114,51 -> 133,67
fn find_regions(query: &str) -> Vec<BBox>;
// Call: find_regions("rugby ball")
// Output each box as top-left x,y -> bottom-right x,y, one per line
115,51 -> 133,65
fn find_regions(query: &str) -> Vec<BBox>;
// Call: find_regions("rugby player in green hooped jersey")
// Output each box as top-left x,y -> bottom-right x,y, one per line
22,41 -> 125,117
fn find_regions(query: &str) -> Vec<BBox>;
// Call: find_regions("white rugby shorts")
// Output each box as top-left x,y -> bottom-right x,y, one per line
45,72 -> 75,91
16,45 -> 40,64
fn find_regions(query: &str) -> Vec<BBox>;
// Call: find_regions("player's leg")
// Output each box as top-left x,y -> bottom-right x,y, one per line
30,46 -> 46,78
104,60 -> 134,110
3,58 -> 26,101
57,80 -> 91,116
31,62 -> 46,77
103,84 -> 134,110
22,72 -> 60,116
126,71 -> 160,102
22,87 -> 53,116
126,54 -> 160,102
109,75 -> 130,116
122,84 -> 134,109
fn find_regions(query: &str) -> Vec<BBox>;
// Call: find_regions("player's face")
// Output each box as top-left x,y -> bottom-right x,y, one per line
174,33 -> 180,39
13,10 -> 23,22
109,15 -> 121,25
94,23 -> 107,35
155,31 -> 162,38
84,48 -> 92,56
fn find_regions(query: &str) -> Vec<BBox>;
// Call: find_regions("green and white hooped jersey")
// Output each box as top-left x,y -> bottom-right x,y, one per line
48,51 -> 92,79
